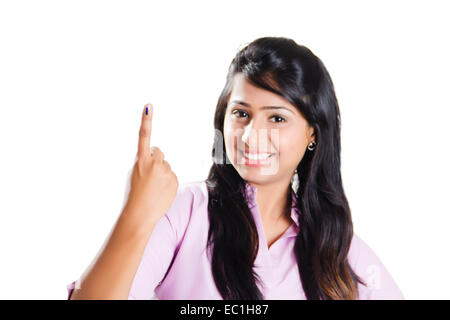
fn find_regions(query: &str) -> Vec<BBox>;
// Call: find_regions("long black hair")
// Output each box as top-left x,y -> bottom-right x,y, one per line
205,36 -> 366,300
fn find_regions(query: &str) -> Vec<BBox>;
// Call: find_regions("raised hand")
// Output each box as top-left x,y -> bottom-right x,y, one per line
124,103 -> 179,226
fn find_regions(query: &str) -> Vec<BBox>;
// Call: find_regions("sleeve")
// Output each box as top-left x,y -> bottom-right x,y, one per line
349,234 -> 405,300
126,211 -> 179,299
66,280 -> 76,300
66,182 -> 195,300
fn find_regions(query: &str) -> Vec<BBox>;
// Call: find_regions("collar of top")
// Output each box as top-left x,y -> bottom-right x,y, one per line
244,181 -> 300,228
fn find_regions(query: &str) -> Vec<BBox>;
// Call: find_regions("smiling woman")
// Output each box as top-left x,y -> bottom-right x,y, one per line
205,36 -> 403,299
223,72 -> 315,183
66,36 -> 404,300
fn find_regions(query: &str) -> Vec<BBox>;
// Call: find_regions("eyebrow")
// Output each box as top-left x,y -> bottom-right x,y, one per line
229,100 -> 295,114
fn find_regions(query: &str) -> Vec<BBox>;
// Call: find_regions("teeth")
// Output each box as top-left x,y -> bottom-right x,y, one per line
243,152 -> 272,160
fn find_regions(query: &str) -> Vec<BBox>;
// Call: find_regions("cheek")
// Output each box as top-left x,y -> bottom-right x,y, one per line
277,132 -> 307,163
223,123 -> 240,153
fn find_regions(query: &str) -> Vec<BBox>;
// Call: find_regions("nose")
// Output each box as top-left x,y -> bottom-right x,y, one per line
241,118 -> 269,152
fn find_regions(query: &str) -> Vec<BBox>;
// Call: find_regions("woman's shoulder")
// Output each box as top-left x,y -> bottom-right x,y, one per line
167,179 -> 208,207
348,233 -> 405,299
348,233 -> 387,271
171,179 -> 209,210
177,179 -> 209,198
162,179 -> 209,238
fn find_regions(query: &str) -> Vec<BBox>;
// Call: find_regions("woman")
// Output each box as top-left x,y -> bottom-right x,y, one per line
67,37 -> 404,300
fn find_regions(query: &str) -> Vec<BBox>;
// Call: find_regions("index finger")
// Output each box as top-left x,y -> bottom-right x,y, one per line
137,103 -> 153,158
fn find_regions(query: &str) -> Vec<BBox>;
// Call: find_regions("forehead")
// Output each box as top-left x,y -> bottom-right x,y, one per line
228,73 -> 297,112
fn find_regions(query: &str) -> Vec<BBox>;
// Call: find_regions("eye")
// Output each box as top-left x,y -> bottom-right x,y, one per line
270,115 -> 286,123
232,110 -> 249,118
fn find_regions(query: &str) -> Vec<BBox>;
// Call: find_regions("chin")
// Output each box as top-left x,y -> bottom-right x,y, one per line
236,168 -> 280,184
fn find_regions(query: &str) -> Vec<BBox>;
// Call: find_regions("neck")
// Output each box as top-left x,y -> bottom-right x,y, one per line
249,179 -> 292,222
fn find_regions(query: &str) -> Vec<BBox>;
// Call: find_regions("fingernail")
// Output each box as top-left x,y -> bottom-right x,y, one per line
146,107 -> 148,115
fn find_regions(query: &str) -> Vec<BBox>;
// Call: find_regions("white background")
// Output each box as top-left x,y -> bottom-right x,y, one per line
0,0 -> 448,299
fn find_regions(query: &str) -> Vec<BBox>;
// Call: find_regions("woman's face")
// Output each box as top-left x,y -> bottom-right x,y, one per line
223,72 -> 315,185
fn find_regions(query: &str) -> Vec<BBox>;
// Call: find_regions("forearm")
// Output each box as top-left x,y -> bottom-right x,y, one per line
69,206 -> 158,300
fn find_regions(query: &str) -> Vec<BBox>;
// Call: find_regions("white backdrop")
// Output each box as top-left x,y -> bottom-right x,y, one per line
0,0 -> 448,299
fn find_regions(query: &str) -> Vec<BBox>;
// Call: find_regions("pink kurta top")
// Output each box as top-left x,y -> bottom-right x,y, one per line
67,180 -> 404,300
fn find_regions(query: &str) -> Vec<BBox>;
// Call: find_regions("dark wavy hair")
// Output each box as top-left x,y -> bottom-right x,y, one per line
205,36 -> 367,300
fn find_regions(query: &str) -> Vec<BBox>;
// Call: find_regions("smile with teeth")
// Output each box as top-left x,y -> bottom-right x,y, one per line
241,150 -> 274,160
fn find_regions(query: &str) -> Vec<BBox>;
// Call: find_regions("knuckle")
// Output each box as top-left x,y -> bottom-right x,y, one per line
151,146 -> 164,159
150,146 -> 159,154
164,166 -> 171,174
172,173 -> 179,187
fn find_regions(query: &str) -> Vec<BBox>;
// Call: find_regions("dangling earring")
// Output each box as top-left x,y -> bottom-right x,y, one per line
291,168 -> 299,193
307,141 -> 316,151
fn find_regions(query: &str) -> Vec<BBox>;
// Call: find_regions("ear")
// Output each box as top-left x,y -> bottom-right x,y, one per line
307,125 -> 315,141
